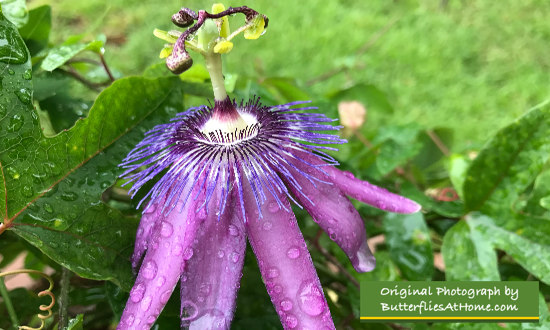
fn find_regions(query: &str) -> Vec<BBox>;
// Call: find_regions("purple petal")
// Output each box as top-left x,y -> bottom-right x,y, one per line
131,202 -> 162,270
118,197 -> 201,329
289,148 -> 421,214
327,167 -> 421,213
179,190 -> 246,329
243,182 -> 336,330
286,167 -> 375,273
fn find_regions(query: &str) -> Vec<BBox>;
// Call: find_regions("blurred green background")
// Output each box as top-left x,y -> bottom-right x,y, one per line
32,0 -> 550,151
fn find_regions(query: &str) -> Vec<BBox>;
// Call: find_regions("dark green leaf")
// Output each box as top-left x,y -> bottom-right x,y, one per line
0,287 -> 50,329
1,13 -> 186,289
463,101 -> 550,214
468,213 -> 550,285
441,220 -> 500,281
383,212 -> 434,280
18,5 -> 51,56
373,124 -> 423,175
41,40 -> 104,71
0,0 -> 27,28
67,314 -> 84,330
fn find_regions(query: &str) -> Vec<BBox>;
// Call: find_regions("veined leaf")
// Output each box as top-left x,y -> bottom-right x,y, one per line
463,100 -> 550,214
41,39 -> 104,71
0,13 -> 183,290
18,5 -> 51,56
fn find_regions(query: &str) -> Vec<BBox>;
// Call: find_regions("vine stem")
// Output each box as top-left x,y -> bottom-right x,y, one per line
0,277 -> 20,328
58,267 -> 71,329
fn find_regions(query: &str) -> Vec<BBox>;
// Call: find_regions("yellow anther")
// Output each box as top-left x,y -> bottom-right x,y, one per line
159,45 -> 173,58
213,40 -> 233,54
244,15 -> 265,40
212,3 -> 230,38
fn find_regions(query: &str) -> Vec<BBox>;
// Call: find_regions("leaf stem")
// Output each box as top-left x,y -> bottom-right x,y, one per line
0,277 -> 20,328
99,53 -> 115,82
58,267 -> 71,329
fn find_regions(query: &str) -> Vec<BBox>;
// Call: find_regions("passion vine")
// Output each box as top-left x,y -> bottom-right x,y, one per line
117,4 -> 420,329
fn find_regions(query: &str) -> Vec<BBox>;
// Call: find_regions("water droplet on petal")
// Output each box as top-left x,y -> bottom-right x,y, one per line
266,267 -> 279,279
327,228 -> 336,241
173,243 -> 183,256
285,314 -> 298,328
298,281 -> 326,316
280,299 -> 293,311
181,300 -> 199,321
287,247 -> 300,259
262,221 -> 272,231
130,283 -> 145,303
126,314 -> 135,326
268,201 -> 279,213
199,283 -> 211,296
343,171 -> 355,179
146,315 -> 156,324
375,199 -> 386,209
228,224 -> 239,236
160,290 -> 172,304
230,252 -> 240,263
156,276 -> 166,287
141,295 -> 152,311
183,247 -> 194,260
217,250 -> 225,258
160,222 -> 173,237
142,261 -> 158,279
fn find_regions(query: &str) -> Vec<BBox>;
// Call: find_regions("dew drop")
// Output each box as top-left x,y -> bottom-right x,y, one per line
160,290 -> 172,304
274,285 -> 282,293
14,88 -> 31,104
343,171 -> 355,179
217,250 -> 225,258
199,283 -> 211,296
375,199 -> 386,209
182,275 -> 188,282
22,185 -> 33,197
327,228 -> 336,241
298,281 -> 326,316
262,221 -> 273,231
126,314 -> 135,326
183,247 -> 194,260
130,283 -> 145,303
43,203 -> 53,213
7,114 -> 23,132
173,243 -> 183,256
22,69 -> 32,80
287,247 -> 300,259
230,252 -> 240,263
285,314 -> 298,329
141,295 -> 152,311
228,224 -> 239,236
156,276 -> 166,287
268,201 -> 279,213
60,191 -> 78,201
266,267 -> 279,279
142,261 -> 158,279
0,27 -> 28,64
160,222 -> 173,237
146,315 -> 156,324
280,299 -> 293,311
181,300 -> 199,321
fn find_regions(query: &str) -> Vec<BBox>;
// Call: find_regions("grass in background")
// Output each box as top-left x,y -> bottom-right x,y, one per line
32,0 -> 550,150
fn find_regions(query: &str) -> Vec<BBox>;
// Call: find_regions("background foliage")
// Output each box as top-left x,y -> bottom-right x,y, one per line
1,0 -> 549,329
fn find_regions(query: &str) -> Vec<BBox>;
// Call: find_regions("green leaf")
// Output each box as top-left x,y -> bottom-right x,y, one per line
1,13 -> 185,289
0,0 -> 27,28
468,213 -> 550,285
463,100 -> 550,214
18,5 -> 50,56
400,183 -> 464,218
373,124 -> 423,175
383,212 -> 434,280
261,77 -> 310,103
40,39 -> 104,71
447,154 -> 470,199
441,220 -> 500,281
67,314 -> 84,330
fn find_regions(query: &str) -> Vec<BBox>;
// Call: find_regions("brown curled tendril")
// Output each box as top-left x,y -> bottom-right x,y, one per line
0,269 -> 55,330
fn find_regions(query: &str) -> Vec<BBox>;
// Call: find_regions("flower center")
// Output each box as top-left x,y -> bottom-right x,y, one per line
199,112 -> 260,145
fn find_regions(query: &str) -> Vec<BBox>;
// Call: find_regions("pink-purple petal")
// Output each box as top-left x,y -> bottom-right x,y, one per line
327,167 -> 421,214
179,191 -> 246,329
118,197 -> 201,329
131,203 -> 161,270
287,171 -> 375,273
243,182 -> 335,330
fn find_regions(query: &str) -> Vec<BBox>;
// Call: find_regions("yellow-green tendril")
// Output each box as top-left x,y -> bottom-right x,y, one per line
0,269 -> 55,330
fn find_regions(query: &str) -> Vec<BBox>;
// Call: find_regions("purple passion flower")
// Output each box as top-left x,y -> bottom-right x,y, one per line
116,4 -> 420,329
116,97 -> 420,329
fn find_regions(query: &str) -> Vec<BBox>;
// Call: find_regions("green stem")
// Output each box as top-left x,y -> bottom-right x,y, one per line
0,277 -> 19,328
204,53 -> 227,101
58,267 -> 71,329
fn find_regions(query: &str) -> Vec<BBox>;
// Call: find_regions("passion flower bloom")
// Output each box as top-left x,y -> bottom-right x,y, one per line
117,5 -> 420,330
